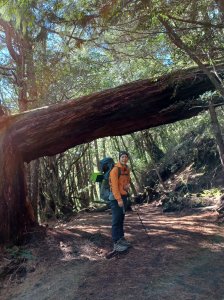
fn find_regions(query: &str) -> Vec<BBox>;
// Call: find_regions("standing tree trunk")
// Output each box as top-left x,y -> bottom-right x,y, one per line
131,133 -> 149,165
94,140 -> 100,170
142,130 -> 164,163
0,135 -> 35,243
0,19 -> 41,223
82,150 -> 90,207
27,159 -> 39,220
102,139 -> 106,158
141,131 -> 166,189
209,101 -> 224,171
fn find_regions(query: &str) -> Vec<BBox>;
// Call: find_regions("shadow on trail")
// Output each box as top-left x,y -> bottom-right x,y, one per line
74,205 -> 224,300
2,204 -> 224,300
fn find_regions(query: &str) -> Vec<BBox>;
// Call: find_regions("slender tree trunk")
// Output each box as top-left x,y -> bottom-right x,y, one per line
75,159 -> 89,208
102,139 -> 106,157
25,42 -> 41,221
142,130 -> 164,163
26,44 -> 38,108
27,159 -> 39,220
131,133 -> 148,164
88,150 -> 94,202
94,140 -> 100,170
209,101 -> 224,171
141,132 -> 166,189
82,150 -> 90,207
113,137 -> 120,152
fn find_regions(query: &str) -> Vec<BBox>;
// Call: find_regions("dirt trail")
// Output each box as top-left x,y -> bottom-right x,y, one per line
1,204 -> 224,300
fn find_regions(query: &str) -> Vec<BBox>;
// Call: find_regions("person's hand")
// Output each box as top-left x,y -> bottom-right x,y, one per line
124,184 -> 130,191
118,200 -> 123,207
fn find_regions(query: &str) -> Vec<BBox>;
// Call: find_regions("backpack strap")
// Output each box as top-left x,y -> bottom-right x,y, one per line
109,164 -> 129,186
113,165 -> 129,178
113,166 -> 121,178
109,166 -> 120,189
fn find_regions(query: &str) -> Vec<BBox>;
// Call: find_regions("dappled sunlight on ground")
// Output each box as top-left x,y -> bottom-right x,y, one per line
1,203 -> 224,300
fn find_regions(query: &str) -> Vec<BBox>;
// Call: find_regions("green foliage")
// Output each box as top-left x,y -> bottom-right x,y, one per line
200,188 -> 222,199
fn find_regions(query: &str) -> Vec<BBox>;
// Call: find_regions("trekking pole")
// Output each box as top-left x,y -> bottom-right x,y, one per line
135,203 -> 151,241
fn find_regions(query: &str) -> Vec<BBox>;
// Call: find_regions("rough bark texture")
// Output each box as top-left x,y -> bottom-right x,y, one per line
1,66 -> 223,164
0,66 -> 224,243
0,134 -> 35,243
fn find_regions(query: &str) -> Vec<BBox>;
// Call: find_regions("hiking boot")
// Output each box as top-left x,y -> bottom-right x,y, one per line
113,241 -> 128,252
118,237 -> 131,248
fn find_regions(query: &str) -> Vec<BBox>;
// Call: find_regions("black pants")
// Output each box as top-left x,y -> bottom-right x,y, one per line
110,195 -> 127,243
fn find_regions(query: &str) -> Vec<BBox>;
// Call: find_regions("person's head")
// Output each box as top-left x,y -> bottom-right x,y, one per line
119,151 -> 129,165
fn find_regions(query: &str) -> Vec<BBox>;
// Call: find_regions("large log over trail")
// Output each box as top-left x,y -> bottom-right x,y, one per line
0,66 -> 223,243
2,66 -> 224,163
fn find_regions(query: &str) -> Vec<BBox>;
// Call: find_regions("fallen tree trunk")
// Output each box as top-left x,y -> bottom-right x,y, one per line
0,65 -> 223,243
3,66 -> 223,162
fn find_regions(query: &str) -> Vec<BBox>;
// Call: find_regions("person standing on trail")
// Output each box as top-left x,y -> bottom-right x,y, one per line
109,151 -> 131,252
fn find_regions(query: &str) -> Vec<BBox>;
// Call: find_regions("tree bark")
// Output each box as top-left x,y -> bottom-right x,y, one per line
94,140 -> 100,170
141,131 -> 166,189
4,66 -> 221,163
0,65 -> 224,243
209,100 -> 224,171
142,131 -> 164,163
0,133 -> 35,243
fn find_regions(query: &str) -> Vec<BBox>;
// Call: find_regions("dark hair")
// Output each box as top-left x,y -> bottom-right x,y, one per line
119,151 -> 129,159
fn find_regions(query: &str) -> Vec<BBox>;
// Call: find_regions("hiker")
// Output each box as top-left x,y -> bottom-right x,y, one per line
109,151 -> 131,252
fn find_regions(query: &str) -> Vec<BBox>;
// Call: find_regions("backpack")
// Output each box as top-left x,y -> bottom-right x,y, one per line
90,157 -> 122,202
99,157 -> 115,202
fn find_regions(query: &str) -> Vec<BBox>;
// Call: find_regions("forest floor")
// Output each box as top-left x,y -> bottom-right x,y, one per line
1,203 -> 224,300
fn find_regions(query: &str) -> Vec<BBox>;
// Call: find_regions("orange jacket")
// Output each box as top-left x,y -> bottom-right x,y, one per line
109,162 -> 130,205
